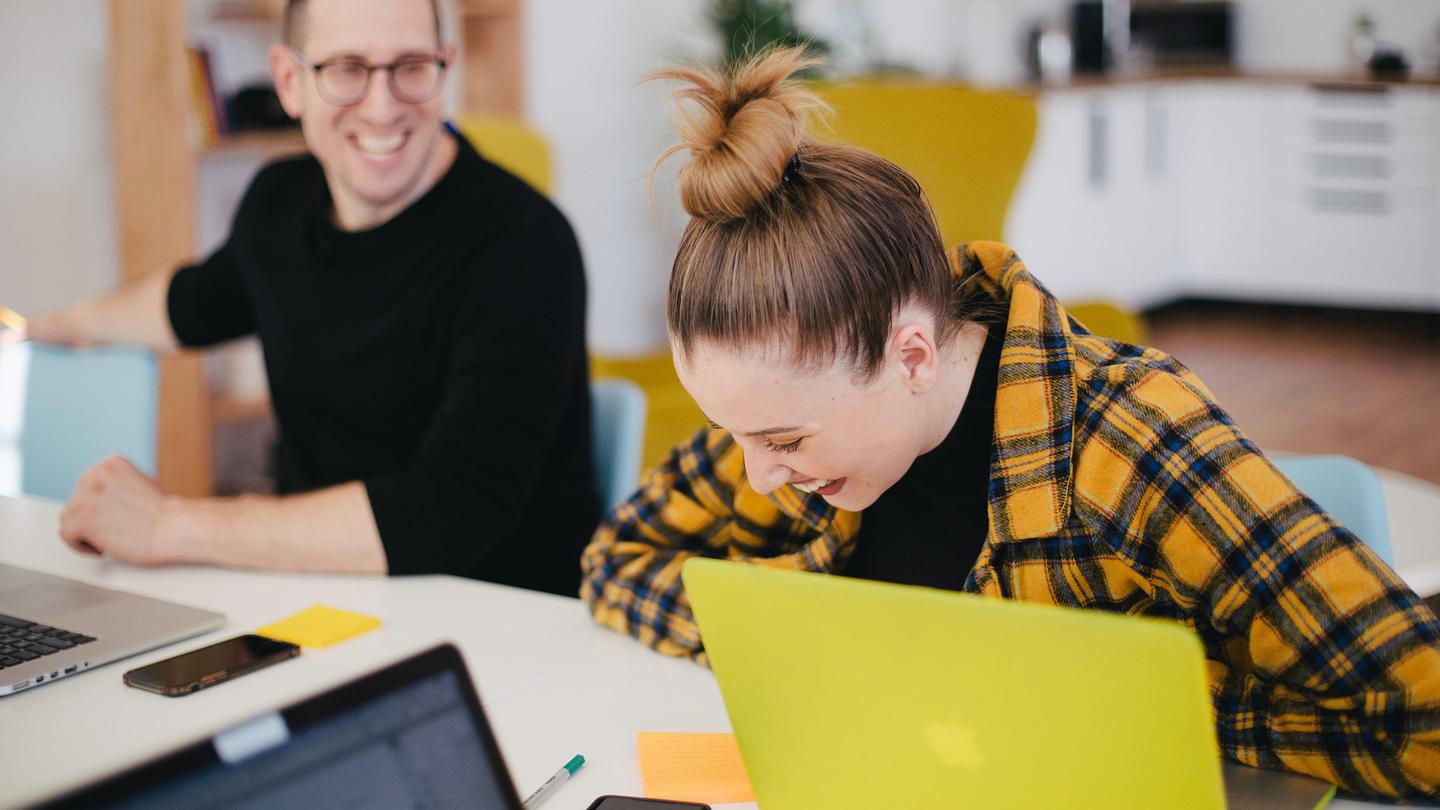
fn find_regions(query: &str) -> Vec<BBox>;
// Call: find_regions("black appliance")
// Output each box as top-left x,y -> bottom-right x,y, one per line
1129,1 -> 1234,67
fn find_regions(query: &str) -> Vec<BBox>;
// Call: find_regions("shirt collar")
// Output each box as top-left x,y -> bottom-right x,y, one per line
957,241 -> 1078,541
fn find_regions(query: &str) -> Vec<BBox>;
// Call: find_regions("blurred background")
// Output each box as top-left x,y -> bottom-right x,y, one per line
1,0 -> 1437,497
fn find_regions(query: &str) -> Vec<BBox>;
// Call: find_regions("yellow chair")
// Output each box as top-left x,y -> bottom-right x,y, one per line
1064,301 -> 1149,345
453,114 -> 553,196
815,81 -> 1038,245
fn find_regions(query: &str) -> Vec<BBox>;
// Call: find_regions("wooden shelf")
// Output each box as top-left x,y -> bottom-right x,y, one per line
209,0 -> 284,22
200,129 -> 308,159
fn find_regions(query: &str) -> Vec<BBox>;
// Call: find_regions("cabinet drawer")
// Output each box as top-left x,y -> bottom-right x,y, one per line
1273,113 -> 1430,145
1266,203 -> 1430,304
1267,143 -> 1429,189
1277,85 -> 1433,118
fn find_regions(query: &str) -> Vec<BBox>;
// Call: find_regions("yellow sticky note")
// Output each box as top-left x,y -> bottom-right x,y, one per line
637,732 -> 754,804
256,605 -> 381,648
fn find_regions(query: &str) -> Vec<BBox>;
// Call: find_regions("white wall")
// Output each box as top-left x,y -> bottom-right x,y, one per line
1236,0 -> 1440,74
525,0 -> 714,356
0,1 -> 117,317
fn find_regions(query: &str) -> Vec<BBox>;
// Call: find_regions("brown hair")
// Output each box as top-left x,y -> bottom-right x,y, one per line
284,0 -> 442,49
654,46 -> 976,380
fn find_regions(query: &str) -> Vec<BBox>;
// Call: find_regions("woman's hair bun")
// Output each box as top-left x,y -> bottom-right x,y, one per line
651,46 -> 827,223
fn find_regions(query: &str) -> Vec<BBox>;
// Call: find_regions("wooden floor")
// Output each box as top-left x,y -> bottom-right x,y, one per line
1144,301 -> 1440,485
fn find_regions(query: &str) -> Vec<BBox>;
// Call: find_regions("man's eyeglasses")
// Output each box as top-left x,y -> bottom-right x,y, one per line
287,47 -> 448,106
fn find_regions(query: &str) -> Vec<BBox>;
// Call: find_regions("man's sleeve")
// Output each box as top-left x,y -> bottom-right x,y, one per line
362,202 -> 588,577
1079,362 -> 1440,801
166,239 -> 256,347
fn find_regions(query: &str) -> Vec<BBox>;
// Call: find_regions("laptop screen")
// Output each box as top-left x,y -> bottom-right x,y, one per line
50,645 -> 522,810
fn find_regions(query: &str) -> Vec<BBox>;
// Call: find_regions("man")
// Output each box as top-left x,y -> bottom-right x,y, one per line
18,0 -> 599,595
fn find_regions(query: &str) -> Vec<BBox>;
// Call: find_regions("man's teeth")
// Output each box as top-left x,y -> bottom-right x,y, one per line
792,479 -> 834,494
356,134 -> 405,155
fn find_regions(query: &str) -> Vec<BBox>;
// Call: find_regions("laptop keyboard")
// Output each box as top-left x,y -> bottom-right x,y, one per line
0,613 -> 96,669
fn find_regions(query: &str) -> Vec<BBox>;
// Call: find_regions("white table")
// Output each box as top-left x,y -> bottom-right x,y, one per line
2,487 -> 1437,810
0,494 -> 703,809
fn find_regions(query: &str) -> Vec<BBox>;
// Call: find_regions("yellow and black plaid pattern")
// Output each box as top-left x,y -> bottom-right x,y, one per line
580,242 -> 1440,800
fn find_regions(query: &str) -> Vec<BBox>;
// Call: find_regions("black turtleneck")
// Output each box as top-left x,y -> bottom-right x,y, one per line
842,321 -> 1003,591
166,132 -> 599,596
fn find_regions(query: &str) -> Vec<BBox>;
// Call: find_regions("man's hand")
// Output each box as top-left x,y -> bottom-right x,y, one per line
22,305 -> 98,348
58,455 -> 179,566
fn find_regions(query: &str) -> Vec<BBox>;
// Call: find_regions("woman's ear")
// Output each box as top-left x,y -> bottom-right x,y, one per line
892,319 -> 940,395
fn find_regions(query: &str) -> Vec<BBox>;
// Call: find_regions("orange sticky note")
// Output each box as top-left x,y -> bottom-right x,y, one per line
256,605 -> 381,648
637,732 -> 754,804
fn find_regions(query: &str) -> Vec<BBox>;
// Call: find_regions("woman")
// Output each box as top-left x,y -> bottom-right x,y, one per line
580,47 -> 1440,800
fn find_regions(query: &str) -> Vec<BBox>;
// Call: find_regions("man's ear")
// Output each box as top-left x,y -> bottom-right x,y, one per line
892,321 -> 940,395
269,43 -> 304,119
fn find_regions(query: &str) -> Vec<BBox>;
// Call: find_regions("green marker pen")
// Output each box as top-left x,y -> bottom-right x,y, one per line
523,754 -> 585,809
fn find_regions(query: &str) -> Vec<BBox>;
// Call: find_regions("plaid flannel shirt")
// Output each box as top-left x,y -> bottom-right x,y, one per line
580,241 -> 1440,800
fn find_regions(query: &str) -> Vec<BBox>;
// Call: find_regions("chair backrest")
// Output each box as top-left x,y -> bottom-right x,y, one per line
1271,454 -> 1393,565
590,378 -> 647,512
0,343 -> 157,501
814,81 -> 1038,246
1064,300 -> 1150,345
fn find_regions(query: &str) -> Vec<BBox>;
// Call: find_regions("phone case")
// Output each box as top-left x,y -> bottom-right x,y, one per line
123,637 -> 300,697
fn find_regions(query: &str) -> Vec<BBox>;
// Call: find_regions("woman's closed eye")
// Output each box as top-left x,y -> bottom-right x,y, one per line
706,420 -> 803,453
764,437 -> 802,454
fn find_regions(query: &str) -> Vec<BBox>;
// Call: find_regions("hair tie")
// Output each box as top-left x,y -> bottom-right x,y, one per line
782,153 -> 803,185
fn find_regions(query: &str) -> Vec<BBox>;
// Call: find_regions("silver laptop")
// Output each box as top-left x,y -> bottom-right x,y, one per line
0,563 -> 224,696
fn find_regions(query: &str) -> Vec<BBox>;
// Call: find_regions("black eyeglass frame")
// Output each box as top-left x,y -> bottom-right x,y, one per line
286,46 -> 450,106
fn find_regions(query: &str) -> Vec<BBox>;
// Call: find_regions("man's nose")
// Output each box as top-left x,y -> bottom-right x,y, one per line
355,69 -> 405,119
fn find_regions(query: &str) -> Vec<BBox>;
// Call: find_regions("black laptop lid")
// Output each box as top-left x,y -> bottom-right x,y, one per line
47,644 -> 523,809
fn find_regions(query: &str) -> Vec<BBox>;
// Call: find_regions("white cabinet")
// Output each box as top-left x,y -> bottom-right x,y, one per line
1007,86 -> 1179,309
1256,84 -> 1435,308
1007,80 -> 1440,312
1169,82 -> 1268,297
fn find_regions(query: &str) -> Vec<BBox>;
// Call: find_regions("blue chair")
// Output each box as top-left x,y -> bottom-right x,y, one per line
1272,454 -> 1393,565
591,378 -> 647,512
0,343 -> 157,501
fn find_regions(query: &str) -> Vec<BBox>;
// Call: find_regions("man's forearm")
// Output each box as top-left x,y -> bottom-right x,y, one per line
27,267 -> 180,351
161,482 -> 388,574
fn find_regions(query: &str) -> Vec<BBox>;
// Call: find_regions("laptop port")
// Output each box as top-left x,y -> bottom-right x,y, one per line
64,666 -> 77,674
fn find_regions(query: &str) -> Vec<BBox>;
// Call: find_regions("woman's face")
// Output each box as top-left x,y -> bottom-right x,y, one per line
674,319 -> 942,512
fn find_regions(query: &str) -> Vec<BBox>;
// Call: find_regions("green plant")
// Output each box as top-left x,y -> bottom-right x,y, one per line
709,0 -> 830,72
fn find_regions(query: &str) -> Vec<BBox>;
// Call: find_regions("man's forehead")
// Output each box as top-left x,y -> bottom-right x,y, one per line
299,0 -> 440,55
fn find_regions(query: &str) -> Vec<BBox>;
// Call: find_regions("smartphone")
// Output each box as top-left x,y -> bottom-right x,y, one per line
123,634 -> 300,697
585,798 -> 711,810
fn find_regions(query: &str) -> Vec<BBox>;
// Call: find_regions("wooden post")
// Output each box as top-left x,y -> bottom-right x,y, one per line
108,0 -> 214,496
458,0 -> 524,116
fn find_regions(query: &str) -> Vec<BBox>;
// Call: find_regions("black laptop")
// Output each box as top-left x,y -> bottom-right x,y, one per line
46,644 -> 524,809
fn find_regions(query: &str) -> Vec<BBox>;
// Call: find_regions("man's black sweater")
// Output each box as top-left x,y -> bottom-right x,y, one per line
167,134 -> 599,596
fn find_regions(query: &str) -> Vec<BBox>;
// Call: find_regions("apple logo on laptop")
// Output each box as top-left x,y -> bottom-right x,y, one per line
923,717 -> 988,769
